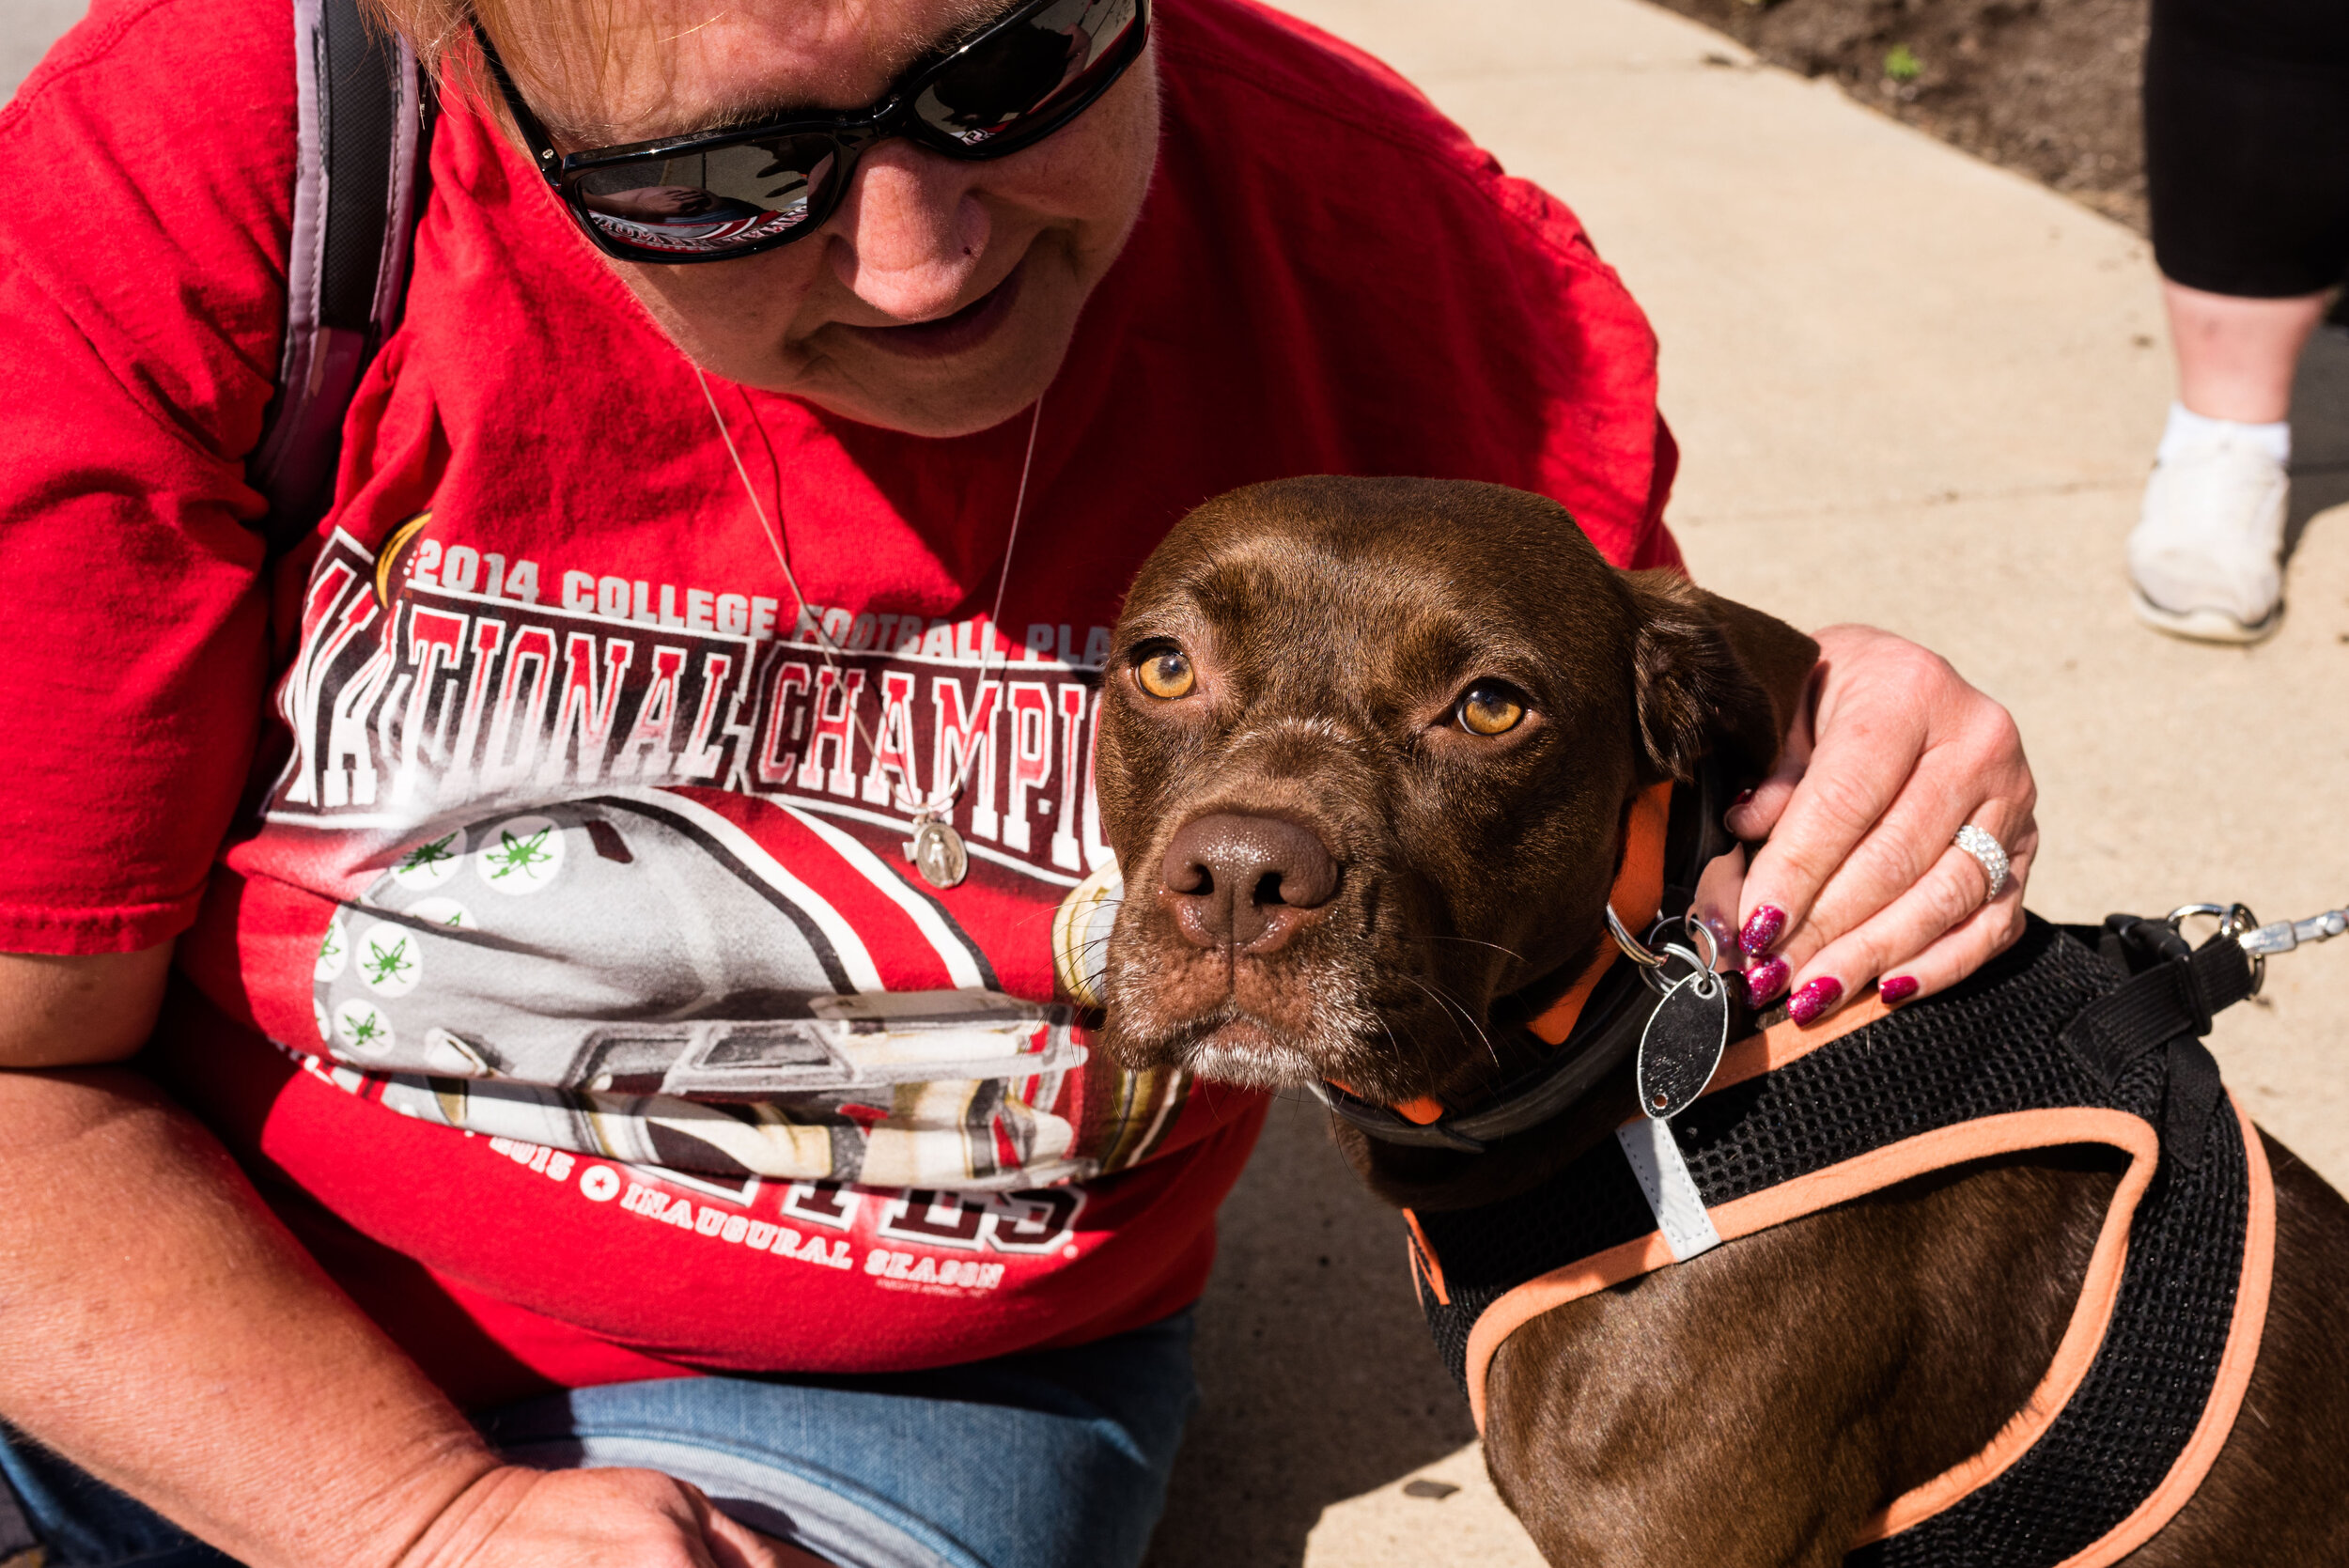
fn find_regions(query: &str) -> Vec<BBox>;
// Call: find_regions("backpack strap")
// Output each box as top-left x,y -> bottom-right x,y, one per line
249,0 -> 434,552
0,1460 -> 34,1568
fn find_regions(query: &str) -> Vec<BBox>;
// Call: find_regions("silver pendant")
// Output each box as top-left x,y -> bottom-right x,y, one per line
905,815 -> 970,890
1635,960 -> 1730,1120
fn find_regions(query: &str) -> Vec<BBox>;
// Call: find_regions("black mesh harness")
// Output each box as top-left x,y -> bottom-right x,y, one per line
1403,915 -> 2274,1564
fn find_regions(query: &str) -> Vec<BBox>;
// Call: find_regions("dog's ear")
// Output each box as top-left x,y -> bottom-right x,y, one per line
1617,569 -> 1819,785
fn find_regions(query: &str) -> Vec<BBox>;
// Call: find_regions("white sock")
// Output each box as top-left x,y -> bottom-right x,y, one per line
2158,402 -> 2291,467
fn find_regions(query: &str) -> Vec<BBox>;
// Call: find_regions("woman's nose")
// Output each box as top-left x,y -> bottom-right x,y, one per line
826,140 -> 993,320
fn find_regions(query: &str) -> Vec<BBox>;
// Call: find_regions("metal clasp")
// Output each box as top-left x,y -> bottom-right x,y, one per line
2146,897 -> 2349,1001
2232,905 -> 2348,1018
2237,908 -> 2348,956
2169,902 -> 2263,996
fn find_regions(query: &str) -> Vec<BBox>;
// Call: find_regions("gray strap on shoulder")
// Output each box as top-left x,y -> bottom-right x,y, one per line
249,0 -> 428,550
0,1465 -> 35,1564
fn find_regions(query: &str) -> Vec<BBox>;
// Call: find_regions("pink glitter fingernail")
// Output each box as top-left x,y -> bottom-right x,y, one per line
1788,976 -> 1844,1026
1740,905 -> 1787,956
1878,975 -> 1920,1006
1743,956 -> 1791,1006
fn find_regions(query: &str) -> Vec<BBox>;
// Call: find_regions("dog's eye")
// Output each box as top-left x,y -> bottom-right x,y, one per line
1134,644 -> 1196,701
1456,681 -> 1526,736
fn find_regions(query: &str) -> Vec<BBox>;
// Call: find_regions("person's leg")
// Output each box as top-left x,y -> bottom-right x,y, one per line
2164,282 -> 2326,426
2145,0 -> 2349,305
478,1311 -> 1200,1568
2130,0 -> 2349,642
0,1312 -> 1198,1568
0,1422 -> 237,1568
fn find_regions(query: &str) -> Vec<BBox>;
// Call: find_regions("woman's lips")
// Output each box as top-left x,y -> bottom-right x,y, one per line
846,263 -> 1025,360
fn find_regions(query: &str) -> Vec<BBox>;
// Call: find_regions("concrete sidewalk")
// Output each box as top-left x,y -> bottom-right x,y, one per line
8,0 -> 2345,1563
1143,0 -> 2348,1563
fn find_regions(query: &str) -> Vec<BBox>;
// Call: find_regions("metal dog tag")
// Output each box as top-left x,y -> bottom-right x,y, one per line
1635,962 -> 1730,1120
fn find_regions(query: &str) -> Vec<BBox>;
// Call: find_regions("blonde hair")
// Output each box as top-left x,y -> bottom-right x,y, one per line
365,0 -> 1006,142
362,0 -> 661,129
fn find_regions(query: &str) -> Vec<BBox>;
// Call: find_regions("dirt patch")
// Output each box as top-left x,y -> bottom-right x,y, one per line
1652,0 -> 2151,232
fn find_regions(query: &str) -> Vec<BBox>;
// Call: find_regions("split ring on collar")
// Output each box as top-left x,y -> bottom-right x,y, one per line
1605,904 -> 1668,970
1607,906 -> 1722,985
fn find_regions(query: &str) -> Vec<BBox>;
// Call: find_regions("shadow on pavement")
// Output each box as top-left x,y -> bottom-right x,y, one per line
2285,326 -> 2349,561
1143,1093 -> 1477,1567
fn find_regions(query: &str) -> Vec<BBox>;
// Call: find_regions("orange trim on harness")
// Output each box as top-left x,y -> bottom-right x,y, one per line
1453,1088 -> 2276,1560
2046,1094 -> 2273,1567
1404,1209 -> 1451,1306
1450,952 -> 1899,1428
1844,1093 -> 2276,1558
1462,1106 -> 2155,1432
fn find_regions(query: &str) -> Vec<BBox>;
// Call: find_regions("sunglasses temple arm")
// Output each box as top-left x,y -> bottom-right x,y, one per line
469,23 -> 568,186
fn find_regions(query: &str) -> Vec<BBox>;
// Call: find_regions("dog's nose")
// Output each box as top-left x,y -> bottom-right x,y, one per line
1159,814 -> 1339,952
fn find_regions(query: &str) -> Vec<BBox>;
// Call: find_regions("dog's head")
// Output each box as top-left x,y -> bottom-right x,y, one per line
1093,476 -> 1817,1107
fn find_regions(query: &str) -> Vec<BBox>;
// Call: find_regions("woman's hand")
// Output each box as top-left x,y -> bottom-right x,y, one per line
1713,624 -> 2037,1024
395,1466 -> 827,1568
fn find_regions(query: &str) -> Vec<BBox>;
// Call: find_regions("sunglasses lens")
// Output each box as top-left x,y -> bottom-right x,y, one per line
914,0 -> 1141,150
573,135 -> 839,256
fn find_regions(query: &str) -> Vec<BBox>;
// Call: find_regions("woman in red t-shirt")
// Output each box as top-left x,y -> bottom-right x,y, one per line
0,0 -> 2036,1562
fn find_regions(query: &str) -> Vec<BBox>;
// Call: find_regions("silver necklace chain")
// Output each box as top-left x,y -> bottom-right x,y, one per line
694,367 -> 1043,886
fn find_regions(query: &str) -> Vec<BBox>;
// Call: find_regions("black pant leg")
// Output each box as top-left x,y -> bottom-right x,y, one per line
2146,0 -> 2349,297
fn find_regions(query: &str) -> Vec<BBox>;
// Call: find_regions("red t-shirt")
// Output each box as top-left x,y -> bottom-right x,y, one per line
0,0 -> 1679,1405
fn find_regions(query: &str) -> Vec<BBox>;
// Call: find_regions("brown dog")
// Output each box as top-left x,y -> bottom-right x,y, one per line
1091,476 -> 2349,1565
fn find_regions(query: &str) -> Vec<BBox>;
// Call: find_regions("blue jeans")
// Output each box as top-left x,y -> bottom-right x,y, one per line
0,1311 -> 1197,1568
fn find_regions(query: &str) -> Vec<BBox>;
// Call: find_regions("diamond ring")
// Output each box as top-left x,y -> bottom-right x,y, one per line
1952,824 -> 2011,903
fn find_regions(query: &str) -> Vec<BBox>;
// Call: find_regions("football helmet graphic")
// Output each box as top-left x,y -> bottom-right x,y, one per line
309,787 -> 1090,1187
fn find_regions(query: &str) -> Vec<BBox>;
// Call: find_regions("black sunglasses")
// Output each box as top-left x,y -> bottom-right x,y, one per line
475,0 -> 1149,264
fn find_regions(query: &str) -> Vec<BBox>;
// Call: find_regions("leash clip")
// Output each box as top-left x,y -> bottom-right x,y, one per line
2169,902 -> 2263,997
2234,905 -> 2348,966
2176,896 -> 2349,999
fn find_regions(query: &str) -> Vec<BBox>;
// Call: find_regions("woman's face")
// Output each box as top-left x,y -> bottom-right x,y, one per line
494,0 -> 1160,437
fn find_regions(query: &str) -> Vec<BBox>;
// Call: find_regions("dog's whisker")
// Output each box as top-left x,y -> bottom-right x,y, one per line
1399,934 -> 1530,963
1368,1005 -> 1419,1098
1423,977 -> 1504,1076
1400,970 -> 1500,1074
1271,1080 -> 1326,1116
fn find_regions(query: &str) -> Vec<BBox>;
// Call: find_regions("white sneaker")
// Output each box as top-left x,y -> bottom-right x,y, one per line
2127,432 -> 2288,644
